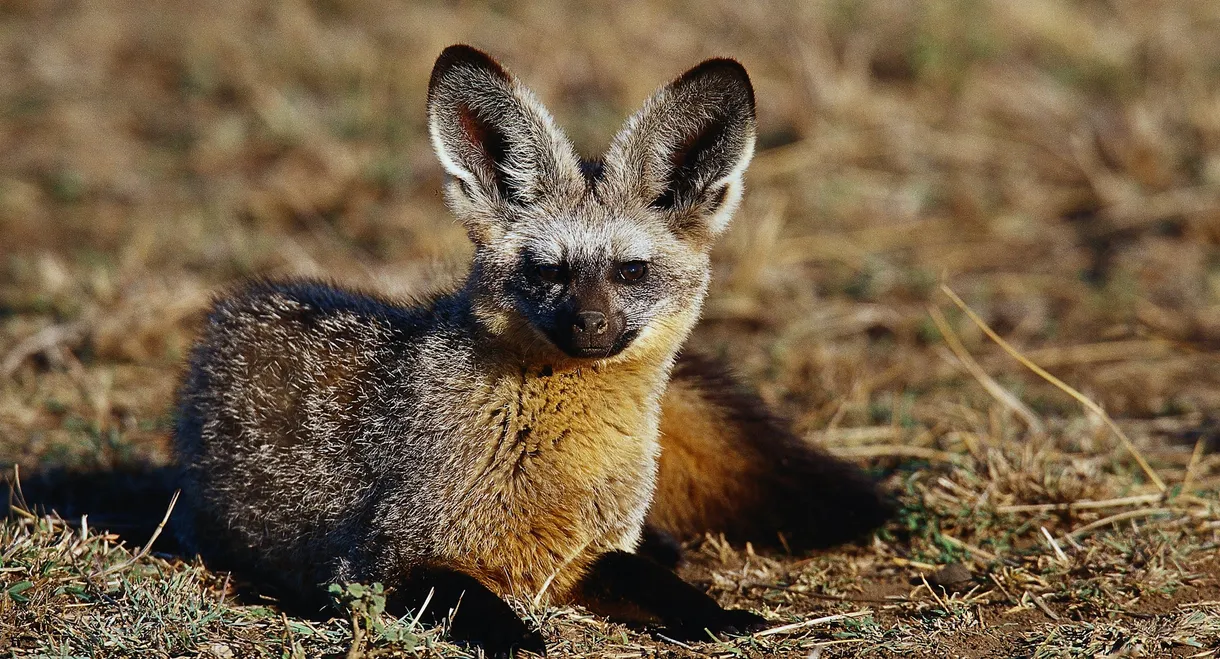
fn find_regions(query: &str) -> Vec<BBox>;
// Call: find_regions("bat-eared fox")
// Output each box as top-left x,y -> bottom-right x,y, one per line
174,44 -> 894,657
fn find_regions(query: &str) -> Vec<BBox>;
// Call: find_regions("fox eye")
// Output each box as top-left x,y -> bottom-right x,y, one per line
535,263 -> 565,284
617,261 -> 649,283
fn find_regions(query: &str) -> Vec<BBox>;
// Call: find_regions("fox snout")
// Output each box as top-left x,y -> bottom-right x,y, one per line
518,257 -> 650,359
553,305 -> 632,358
573,310 -> 608,337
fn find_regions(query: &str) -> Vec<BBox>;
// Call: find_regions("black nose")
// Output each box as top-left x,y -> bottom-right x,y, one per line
572,310 -> 607,336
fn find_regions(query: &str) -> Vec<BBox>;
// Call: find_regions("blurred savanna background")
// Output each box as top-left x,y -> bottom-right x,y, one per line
2,0 -> 1219,656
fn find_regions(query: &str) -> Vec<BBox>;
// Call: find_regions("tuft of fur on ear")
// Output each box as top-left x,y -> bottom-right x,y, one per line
427,45 -> 584,241
602,58 -> 756,243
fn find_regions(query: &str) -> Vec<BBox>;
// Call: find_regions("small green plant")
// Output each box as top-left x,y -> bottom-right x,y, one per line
328,581 -> 421,650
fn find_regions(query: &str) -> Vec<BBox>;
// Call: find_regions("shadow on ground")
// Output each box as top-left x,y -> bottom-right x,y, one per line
4,464 -> 183,555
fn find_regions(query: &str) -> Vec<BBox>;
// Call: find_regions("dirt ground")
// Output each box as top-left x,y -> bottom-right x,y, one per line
2,1 -> 1219,657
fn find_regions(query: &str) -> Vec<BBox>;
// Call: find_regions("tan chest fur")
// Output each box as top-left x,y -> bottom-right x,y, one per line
432,360 -> 668,601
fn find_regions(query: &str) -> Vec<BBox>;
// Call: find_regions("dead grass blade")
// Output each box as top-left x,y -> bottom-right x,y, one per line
752,609 -> 872,638
928,305 -> 1044,435
98,489 -> 180,577
834,444 -> 966,464
939,532 -> 999,562
995,493 -> 1163,514
8,464 -> 29,514
941,284 -> 1167,492
1063,507 -> 1173,541
1183,438 -> 1208,494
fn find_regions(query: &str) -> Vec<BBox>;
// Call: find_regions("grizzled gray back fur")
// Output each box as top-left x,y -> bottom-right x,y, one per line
173,45 -> 755,606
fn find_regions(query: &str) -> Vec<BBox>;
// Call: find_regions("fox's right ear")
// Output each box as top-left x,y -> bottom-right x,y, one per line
427,45 -> 583,242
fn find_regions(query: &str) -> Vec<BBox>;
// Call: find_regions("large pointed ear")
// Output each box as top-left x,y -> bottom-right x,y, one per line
602,58 -> 756,243
427,45 -> 584,239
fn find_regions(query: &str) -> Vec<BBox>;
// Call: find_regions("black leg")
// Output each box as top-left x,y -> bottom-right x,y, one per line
385,565 -> 546,658
575,551 -> 766,642
637,526 -> 683,571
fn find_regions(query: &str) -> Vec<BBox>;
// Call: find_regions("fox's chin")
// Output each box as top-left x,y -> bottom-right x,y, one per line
566,345 -> 618,359
547,328 -> 641,361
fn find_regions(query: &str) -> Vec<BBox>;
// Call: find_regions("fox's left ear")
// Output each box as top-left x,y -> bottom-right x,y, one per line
603,58 -> 756,243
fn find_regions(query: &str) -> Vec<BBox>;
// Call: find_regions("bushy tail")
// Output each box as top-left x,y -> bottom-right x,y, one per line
647,353 -> 895,551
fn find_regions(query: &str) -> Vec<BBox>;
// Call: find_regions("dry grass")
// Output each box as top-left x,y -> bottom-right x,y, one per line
2,0 -> 1220,656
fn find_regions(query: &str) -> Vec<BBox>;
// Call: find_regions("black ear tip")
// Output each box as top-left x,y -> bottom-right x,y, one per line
678,57 -> 755,111
691,57 -> 749,77
430,44 -> 510,88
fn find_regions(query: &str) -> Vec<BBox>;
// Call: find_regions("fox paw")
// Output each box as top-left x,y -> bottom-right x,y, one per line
662,606 -> 768,642
449,615 -> 546,658
717,608 -> 768,635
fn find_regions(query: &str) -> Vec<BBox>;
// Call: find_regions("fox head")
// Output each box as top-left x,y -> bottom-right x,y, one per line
427,45 -> 755,364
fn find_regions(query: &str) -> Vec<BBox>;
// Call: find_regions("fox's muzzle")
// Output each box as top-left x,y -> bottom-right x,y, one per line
553,306 -> 630,358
